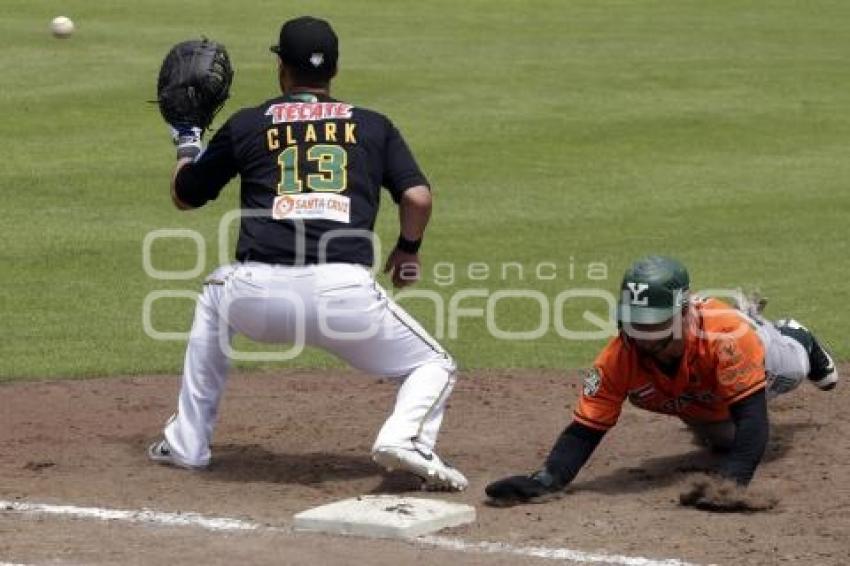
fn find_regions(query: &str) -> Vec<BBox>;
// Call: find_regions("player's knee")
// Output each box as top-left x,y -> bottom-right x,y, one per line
415,353 -> 457,379
439,353 -> 457,376
766,372 -> 804,399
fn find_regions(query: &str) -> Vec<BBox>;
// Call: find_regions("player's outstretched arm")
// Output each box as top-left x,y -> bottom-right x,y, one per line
485,421 -> 606,504
170,158 -> 195,210
155,39 -> 233,211
718,388 -> 769,485
678,389 -> 774,512
167,125 -> 237,211
384,185 -> 431,288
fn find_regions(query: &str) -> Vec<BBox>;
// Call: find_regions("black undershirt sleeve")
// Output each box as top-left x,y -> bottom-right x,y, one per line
544,421 -> 606,487
174,122 -> 238,208
719,388 -> 769,485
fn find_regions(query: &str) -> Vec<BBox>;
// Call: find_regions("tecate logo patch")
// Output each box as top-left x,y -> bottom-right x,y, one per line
272,194 -> 351,224
266,102 -> 353,124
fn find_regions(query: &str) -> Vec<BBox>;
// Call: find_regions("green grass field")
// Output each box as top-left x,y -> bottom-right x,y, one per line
2,0 -> 848,379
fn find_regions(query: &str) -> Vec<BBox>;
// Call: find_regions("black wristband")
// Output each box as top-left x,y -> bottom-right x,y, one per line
396,235 -> 422,254
176,145 -> 201,161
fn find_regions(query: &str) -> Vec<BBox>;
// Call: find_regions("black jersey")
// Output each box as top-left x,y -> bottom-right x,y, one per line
174,92 -> 429,266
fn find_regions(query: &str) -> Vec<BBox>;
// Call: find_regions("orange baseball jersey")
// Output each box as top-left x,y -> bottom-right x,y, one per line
575,297 -> 766,430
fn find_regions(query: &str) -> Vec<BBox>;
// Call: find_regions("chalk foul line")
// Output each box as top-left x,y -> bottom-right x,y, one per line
1,499 -> 705,566
0,500 -> 259,532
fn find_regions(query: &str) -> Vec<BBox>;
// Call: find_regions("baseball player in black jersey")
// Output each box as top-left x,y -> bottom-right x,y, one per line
148,17 -> 467,491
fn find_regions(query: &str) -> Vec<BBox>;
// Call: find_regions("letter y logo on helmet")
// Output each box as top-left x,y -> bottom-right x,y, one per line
627,282 -> 650,306
618,256 -> 690,325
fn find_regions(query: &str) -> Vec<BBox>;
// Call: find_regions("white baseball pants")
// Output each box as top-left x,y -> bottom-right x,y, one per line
162,262 -> 456,468
758,320 -> 810,400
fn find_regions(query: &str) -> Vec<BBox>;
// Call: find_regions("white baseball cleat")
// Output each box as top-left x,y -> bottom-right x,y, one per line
372,445 -> 468,492
147,439 -> 207,471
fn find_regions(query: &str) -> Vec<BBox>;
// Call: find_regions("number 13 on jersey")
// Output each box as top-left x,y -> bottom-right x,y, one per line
278,144 -> 348,194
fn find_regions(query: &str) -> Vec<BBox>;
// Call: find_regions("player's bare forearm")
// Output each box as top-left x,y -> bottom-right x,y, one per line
384,185 -> 431,288
398,185 -> 431,240
170,159 -> 195,210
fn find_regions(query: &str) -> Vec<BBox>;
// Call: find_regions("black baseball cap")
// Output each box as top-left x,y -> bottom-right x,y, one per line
270,16 -> 338,74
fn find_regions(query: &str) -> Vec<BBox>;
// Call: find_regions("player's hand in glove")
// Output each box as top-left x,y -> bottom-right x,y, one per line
156,38 -> 233,160
485,469 -> 565,505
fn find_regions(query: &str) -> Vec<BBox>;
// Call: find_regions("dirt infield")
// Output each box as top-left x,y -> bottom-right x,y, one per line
1,368 -> 847,565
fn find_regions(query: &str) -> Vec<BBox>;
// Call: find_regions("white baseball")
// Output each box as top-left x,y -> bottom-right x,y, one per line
50,16 -> 75,38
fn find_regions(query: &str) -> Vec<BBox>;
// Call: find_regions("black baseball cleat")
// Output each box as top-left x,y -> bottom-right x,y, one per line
808,337 -> 838,390
776,319 -> 838,391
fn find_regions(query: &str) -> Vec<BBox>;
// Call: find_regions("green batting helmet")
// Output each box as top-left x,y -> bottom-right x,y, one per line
618,256 -> 690,324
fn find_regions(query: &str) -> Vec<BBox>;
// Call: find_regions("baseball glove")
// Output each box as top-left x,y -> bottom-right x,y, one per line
156,38 -> 233,130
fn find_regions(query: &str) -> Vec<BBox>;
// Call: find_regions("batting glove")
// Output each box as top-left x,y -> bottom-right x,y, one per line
485,469 -> 565,504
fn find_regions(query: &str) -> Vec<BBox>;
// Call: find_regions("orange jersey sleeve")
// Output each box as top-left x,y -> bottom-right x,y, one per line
711,315 -> 766,404
574,340 -> 630,431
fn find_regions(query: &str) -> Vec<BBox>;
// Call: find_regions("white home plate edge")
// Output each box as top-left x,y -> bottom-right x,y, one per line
294,495 -> 476,539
